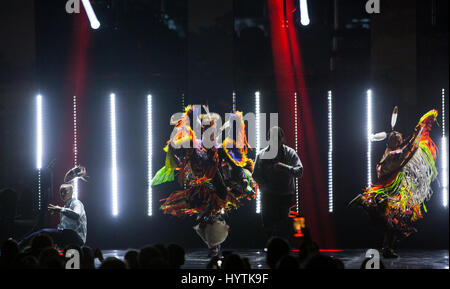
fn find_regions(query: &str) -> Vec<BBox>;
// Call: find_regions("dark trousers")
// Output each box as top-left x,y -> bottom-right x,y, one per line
19,228 -> 84,249
365,201 -> 399,250
261,193 -> 293,242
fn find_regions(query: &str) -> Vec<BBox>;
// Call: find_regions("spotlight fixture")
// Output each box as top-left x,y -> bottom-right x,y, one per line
81,0 -> 101,29
299,0 -> 310,26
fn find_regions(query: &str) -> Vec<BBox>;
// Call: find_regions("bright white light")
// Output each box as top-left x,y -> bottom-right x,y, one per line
81,0 -> 101,29
147,94 -> 153,216
367,89 -> 373,187
442,89 -> 448,207
294,92 -> 299,213
36,94 -> 43,211
73,95 -> 79,199
442,136 -> 448,207
255,91 -> 261,214
36,94 -> 43,170
328,91 -> 333,213
181,94 -> 186,190
443,89 -> 446,136
38,170 -> 42,211
232,92 -> 237,111
299,0 -> 310,26
110,93 -> 118,216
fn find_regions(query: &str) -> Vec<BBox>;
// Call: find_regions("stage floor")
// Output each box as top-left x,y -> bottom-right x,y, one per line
95,248 -> 449,269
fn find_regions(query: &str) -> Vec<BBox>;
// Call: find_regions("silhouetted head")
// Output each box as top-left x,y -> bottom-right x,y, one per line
167,243 -> 185,269
81,246 -> 95,269
298,239 -> 319,262
266,237 -> 290,269
153,244 -> 169,262
138,245 -> 168,269
99,257 -> 126,269
267,126 -> 285,150
387,131 -> 403,149
0,239 -> 19,267
39,247 -> 64,269
30,233 -> 53,257
124,250 -> 139,269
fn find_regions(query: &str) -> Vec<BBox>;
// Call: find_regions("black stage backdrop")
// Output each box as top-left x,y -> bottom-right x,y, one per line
0,0 -> 448,250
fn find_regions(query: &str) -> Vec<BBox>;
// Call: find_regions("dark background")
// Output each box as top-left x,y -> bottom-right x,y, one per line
0,0 -> 448,250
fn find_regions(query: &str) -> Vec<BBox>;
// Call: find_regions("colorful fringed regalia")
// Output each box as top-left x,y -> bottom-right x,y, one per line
151,105 -> 257,255
350,108 -> 439,258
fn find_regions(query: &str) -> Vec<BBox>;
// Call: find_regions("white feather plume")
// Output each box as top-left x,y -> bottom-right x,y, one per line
391,106 -> 398,130
371,132 -> 387,142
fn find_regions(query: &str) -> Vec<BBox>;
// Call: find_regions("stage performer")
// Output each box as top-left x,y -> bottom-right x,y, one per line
349,107 -> 439,258
252,126 -> 303,242
152,105 -> 257,257
19,166 -> 88,249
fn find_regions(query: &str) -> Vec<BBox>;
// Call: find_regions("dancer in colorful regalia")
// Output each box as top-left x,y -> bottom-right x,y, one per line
151,105 -> 257,256
349,107 -> 439,258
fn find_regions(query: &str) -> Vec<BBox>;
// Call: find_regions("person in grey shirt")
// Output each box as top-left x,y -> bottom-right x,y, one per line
19,167 -> 87,248
50,184 -> 87,244
252,126 -> 303,242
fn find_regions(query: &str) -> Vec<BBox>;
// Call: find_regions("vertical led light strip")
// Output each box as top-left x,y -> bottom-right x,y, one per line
294,92 -> 299,213
110,93 -> 118,216
232,91 -> 237,111
147,94 -> 153,216
255,91 -> 261,214
181,93 -> 187,191
327,91 -> 333,213
367,89 -> 373,187
36,94 -> 43,211
73,95 -> 79,199
442,88 -> 448,207
181,93 -> 185,111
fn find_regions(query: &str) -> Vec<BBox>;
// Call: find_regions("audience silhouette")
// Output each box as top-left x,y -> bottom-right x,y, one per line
0,233 -> 356,269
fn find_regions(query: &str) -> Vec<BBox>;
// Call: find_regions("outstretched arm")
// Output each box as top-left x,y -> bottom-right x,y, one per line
61,201 -> 83,220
